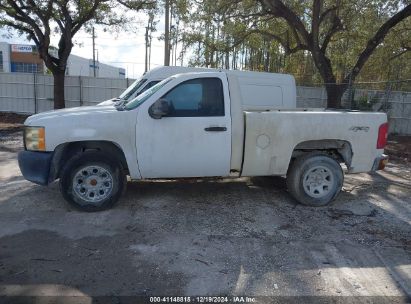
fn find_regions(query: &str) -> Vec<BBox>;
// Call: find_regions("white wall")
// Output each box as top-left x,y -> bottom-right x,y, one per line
98,62 -> 126,79
66,54 -> 125,78
65,54 -> 91,77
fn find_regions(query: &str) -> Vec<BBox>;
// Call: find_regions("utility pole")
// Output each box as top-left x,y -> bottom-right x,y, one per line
164,0 -> 170,66
170,2 -> 173,65
149,29 -> 153,70
92,27 -> 96,77
174,20 -> 179,66
145,25 -> 149,73
148,33 -> 153,70
170,25 -> 174,65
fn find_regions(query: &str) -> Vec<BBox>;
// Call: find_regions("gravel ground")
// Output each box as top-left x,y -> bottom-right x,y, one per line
0,128 -> 410,303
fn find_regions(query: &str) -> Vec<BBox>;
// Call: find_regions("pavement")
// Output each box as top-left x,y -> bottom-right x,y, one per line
0,130 -> 410,303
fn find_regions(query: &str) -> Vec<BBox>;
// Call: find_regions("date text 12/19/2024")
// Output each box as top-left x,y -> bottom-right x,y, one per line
150,297 -> 256,303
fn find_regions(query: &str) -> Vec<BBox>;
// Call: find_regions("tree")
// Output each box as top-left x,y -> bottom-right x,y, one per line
255,0 -> 411,107
0,0 -> 154,109
177,0 -> 411,107
174,0 -> 254,69
145,11 -> 158,72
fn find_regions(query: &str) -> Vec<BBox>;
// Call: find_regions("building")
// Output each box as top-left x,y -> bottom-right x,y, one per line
0,42 -> 43,73
0,42 -> 125,78
65,54 -> 126,78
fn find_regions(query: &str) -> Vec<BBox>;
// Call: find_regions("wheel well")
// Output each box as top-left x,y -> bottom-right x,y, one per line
291,140 -> 353,167
50,141 -> 129,180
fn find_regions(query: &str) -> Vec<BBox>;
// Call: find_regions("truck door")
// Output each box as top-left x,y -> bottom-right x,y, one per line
136,75 -> 232,178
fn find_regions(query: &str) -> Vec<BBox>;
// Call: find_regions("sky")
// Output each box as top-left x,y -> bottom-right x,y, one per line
0,11 -> 182,79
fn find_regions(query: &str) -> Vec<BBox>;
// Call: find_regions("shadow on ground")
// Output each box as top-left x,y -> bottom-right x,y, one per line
0,167 -> 410,300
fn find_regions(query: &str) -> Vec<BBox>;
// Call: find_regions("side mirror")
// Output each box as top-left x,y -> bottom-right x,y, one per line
149,99 -> 170,119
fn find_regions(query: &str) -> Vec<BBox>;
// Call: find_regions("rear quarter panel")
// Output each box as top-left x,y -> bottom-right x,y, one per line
241,111 -> 387,176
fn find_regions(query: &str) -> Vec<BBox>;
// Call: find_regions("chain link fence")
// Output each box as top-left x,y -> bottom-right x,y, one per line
1,72 -> 411,135
297,79 -> 411,135
344,80 -> 411,135
0,73 -> 134,114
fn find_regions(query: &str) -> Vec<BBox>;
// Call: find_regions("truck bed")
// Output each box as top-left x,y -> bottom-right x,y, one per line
238,109 -> 387,176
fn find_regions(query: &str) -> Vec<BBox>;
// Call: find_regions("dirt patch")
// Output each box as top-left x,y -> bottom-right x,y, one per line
0,113 -> 28,152
386,135 -> 411,163
0,112 -> 29,124
0,112 -> 28,133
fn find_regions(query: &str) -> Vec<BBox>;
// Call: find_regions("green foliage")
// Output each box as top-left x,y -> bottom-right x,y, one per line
352,94 -> 386,111
175,0 -> 410,89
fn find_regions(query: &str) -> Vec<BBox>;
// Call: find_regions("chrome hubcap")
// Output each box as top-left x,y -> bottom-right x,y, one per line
72,165 -> 113,203
302,166 -> 334,198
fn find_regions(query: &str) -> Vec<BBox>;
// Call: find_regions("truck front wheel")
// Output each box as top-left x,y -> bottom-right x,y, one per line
59,151 -> 126,211
286,153 -> 343,206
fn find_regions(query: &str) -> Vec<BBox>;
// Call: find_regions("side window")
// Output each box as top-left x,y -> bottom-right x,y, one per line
161,78 -> 224,117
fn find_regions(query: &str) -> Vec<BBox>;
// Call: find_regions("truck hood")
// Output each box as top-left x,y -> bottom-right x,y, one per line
25,105 -> 118,125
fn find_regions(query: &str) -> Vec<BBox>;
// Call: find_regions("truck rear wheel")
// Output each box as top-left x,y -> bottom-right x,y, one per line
286,153 -> 343,206
59,151 -> 126,212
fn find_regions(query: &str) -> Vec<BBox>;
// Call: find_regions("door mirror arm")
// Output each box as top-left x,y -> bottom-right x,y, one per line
149,99 -> 170,119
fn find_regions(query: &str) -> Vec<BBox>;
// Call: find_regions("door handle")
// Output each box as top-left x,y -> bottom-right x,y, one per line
204,127 -> 227,132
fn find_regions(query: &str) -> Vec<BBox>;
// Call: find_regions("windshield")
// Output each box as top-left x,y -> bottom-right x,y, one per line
123,77 -> 174,111
119,78 -> 147,101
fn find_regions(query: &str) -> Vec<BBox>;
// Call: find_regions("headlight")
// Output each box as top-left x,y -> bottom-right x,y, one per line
24,126 -> 46,151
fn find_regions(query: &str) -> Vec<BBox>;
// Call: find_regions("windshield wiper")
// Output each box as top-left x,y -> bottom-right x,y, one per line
114,97 -> 127,107
115,98 -> 129,111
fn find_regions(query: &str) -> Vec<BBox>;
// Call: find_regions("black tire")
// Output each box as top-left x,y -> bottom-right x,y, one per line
59,151 -> 126,212
286,152 -> 343,207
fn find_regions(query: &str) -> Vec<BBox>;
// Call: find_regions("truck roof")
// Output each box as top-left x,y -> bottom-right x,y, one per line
144,66 -> 295,83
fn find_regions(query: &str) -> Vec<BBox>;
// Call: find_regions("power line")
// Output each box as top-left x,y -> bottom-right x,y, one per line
104,61 -> 163,65
74,34 -> 164,41
76,42 -> 164,48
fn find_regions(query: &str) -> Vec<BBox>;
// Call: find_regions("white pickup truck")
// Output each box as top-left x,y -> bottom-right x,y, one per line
18,71 -> 388,211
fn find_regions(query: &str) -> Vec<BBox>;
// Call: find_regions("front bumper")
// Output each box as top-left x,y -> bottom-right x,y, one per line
372,154 -> 389,171
18,150 -> 53,185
